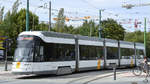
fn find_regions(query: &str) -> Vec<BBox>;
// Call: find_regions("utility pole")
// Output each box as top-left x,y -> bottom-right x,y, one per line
4,39 -> 7,71
144,17 -> 146,56
90,20 -> 92,37
99,10 -> 102,38
26,0 -> 29,31
49,1 -> 51,31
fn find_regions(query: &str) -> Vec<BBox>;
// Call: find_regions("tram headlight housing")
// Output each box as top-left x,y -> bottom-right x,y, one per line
16,62 -> 21,69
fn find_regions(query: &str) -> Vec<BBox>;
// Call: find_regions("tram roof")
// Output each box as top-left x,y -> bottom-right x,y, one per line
19,31 -> 144,47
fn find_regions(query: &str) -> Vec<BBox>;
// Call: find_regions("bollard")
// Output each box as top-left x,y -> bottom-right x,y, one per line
113,67 -> 116,80
109,63 -> 117,80
4,60 -> 7,71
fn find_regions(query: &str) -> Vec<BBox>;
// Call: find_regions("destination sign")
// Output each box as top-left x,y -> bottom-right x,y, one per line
18,37 -> 33,41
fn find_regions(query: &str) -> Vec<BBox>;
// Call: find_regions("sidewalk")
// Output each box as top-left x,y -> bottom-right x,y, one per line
90,71 -> 150,84
0,62 -> 12,72
0,62 -> 14,80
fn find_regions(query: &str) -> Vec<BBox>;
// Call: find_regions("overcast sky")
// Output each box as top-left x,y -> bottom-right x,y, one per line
1,0 -> 150,32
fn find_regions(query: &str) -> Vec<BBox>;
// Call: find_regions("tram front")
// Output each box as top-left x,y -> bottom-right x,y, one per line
12,35 -> 41,74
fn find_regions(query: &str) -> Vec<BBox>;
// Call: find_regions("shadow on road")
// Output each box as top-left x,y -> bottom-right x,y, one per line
16,74 -> 57,79
16,70 -> 112,80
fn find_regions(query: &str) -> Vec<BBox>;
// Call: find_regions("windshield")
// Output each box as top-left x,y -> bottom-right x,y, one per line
14,35 -> 43,62
14,48 -> 33,62
14,35 -> 35,62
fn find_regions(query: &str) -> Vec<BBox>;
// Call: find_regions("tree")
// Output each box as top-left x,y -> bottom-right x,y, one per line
73,19 -> 125,40
38,21 -> 49,31
124,31 -> 144,42
101,18 -> 125,40
12,0 -> 20,14
15,8 -> 39,33
0,0 -> 39,56
63,25 -> 74,34
73,20 -> 99,37
124,31 -> 150,57
0,0 -> 20,37
0,6 -> 4,23
54,8 -> 66,32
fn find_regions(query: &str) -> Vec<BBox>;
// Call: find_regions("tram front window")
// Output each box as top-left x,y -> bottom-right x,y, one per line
14,47 -> 33,62
14,35 -> 35,62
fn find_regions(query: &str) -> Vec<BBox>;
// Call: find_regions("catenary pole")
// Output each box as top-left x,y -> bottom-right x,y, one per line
144,17 -> 146,56
99,10 -> 101,38
26,0 -> 29,31
49,1 -> 51,31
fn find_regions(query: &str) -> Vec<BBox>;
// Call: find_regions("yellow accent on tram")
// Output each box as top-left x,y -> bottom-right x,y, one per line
16,62 -> 21,69
97,59 -> 101,69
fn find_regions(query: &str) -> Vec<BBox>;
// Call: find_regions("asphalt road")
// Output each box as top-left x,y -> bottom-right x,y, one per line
0,69 -> 149,84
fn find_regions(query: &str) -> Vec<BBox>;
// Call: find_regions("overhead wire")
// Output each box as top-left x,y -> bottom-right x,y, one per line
1,0 -> 149,29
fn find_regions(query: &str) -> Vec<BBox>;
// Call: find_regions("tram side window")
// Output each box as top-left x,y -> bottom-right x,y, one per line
40,46 -> 44,61
80,45 -> 88,60
136,49 -> 144,59
56,44 -> 75,61
80,45 -> 103,60
34,46 -> 44,62
121,48 -> 134,59
107,47 -> 118,59
44,44 -> 54,61
96,47 -> 104,59
34,46 -> 40,62
43,43 -> 75,62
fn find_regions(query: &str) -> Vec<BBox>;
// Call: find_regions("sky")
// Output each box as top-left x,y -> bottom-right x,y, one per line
1,0 -> 150,32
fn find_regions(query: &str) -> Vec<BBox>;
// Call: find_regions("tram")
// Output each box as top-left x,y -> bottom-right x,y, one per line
11,31 -> 145,75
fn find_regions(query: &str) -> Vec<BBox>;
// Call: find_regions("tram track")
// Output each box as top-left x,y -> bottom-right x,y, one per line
67,71 -> 129,84
0,69 -> 131,84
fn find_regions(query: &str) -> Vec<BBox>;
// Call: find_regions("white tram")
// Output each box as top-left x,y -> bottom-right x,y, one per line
12,31 -> 145,75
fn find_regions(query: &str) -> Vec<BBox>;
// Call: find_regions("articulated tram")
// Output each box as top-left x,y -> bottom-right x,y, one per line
12,31 -> 145,75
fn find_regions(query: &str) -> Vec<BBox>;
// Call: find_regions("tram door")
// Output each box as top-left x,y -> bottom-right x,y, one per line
32,46 -> 44,72
106,47 -> 119,66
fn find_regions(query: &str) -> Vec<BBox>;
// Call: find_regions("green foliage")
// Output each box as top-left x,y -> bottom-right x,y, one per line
0,0 -> 39,56
63,25 -> 74,34
124,31 -> 150,57
38,22 -> 49,31
54,8 -> 66,32
124,31 -> 144,42
101,18 -> 125,40
16,8 -> 39,32
73,20 -> 99,37
0,6 -> 4,22
72,19 -> 125,41
12,0 -> 20,14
